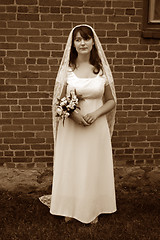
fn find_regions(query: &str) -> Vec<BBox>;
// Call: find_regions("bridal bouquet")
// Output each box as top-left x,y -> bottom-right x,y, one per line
56,89 -> 79,124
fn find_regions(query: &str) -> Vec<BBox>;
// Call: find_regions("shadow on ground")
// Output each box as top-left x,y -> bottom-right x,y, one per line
0,166 -> 160,240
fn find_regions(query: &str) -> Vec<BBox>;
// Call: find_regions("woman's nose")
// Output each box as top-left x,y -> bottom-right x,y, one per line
81,39 -> 85,45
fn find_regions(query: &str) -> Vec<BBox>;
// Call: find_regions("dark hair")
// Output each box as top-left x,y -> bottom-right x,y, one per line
69,26 -> 102,74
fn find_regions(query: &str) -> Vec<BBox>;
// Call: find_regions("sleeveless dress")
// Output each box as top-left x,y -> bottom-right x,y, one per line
40,69 -> 117,224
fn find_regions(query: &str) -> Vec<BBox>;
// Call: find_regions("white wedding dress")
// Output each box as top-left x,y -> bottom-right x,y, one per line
40,69 -> 117,224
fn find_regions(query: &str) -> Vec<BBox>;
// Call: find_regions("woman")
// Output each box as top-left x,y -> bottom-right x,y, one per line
40,24 -> 117,224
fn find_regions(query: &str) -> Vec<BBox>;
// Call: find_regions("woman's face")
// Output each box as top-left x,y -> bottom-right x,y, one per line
74,32 -> 94,56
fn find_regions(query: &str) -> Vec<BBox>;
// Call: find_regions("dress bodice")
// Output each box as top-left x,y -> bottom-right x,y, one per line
67,69 -> 107,100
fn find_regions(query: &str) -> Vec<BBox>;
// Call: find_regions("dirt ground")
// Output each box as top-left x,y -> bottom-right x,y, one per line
0,166 -> 160,193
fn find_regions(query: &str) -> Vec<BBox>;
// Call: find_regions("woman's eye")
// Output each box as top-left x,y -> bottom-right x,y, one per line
75,38 -> 81,42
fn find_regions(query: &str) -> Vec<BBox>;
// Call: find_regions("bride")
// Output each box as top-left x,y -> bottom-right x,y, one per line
40,24 -> 117,224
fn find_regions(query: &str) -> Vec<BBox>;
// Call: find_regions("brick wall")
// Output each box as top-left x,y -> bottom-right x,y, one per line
0,0 -> 160,168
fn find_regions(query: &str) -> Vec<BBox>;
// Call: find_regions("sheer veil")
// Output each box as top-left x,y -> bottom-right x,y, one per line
53,24 -> 117,145
39,24 -> 117,207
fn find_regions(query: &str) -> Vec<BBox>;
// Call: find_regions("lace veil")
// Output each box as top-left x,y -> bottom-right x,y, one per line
53,24 -> 116,145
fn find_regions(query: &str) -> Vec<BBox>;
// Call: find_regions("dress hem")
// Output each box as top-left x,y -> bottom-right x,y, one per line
49,209 -> 117,224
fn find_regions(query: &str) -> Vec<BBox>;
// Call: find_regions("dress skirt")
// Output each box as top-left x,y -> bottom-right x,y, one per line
50,96 -> 117,224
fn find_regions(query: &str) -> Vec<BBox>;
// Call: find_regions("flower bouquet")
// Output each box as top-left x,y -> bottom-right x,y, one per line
56,89 -> 80,125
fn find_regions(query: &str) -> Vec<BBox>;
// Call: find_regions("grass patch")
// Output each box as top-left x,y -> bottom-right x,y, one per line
0,187 -> 159,240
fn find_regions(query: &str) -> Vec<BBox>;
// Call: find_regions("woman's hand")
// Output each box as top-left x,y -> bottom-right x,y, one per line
83,112 -> 98,125
70,111 -> 90,126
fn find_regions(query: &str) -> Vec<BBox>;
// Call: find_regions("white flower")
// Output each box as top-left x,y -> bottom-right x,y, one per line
60,99 -> 68,106
61,97 -> 67,102
65,112 -> 70,118
56,106 -> 63,116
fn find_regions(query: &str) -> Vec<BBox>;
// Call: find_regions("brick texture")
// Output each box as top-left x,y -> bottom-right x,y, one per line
0,0 -> 160,168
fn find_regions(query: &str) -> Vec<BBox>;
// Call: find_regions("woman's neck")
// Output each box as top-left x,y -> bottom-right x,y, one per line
76,54 -> 90,67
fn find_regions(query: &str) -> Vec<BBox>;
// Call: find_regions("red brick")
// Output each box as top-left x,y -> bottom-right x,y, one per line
0,119 -> 12,124
14,114 -> 32,123
36,132 -> 53,138
13,157 -> 32,162
18,6 -> 28,13
7,93 -> 27,98
115,66 -> 133,72
41,14 -> 62,21
15,151 -> 25,157
0,157 -> 11,163
27,78 -> 47,85
0,28 -> 17,35
0,13 -> 15,20
137,52 -> 157,58
125,9 -> 135,15
16,0 -> 37,4
15,58 -> 25,64
7,36 -> 28,42
17,14 -> 39,21
50,7 -> 60,13
116,52 -> 136,58
129,44 -> 148,51
62,0 -> 83,7
24,112 -> 44,118
0,0 -> 14,4
18,43 -> 39,50
35,150 -> 44,156
104,8 -> 114,15
30,22 -> 52,28
41,43 -> 62,50
39,0 -> 61,6
144,59 -> 153,65
119,37 -> 138,44
7,50 -> 28,57
61,6 -> 71,13
127,124 -> 146,131
32,106 -> 41,111
135,66 -> 154,72
0,85 -> 16,91
131,92 -> 150,98
29,51 -> 50,57
6,64 -> 27,71
26,58 -> 36,64
31,144 -> 51,150
113,1 -> 133,8
25,138 -> 45,144
123,59 -> 133,65
72,7 -> 82,14
29,92 -> 49,98
35,157 -> 53,162
0,106 -> 9,111
124,73 -> 143,78
6,78 -> 26,85
64,14 -> 85,22
18,71 -> 38,78
8,21 -> 29,28
28,65 -> 49,71
24,125 -> 43,131
84,1 -> 105,7
82,7 -> 92,14
109,15 -> 129,22
18,29 -> 40,36
117,23 -> 137,30
87,15 -> 107,22
0,43 -> 16,49
53,22 -> 72,29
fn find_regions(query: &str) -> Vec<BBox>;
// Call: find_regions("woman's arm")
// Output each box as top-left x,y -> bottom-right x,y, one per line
83,84 -> 116,124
